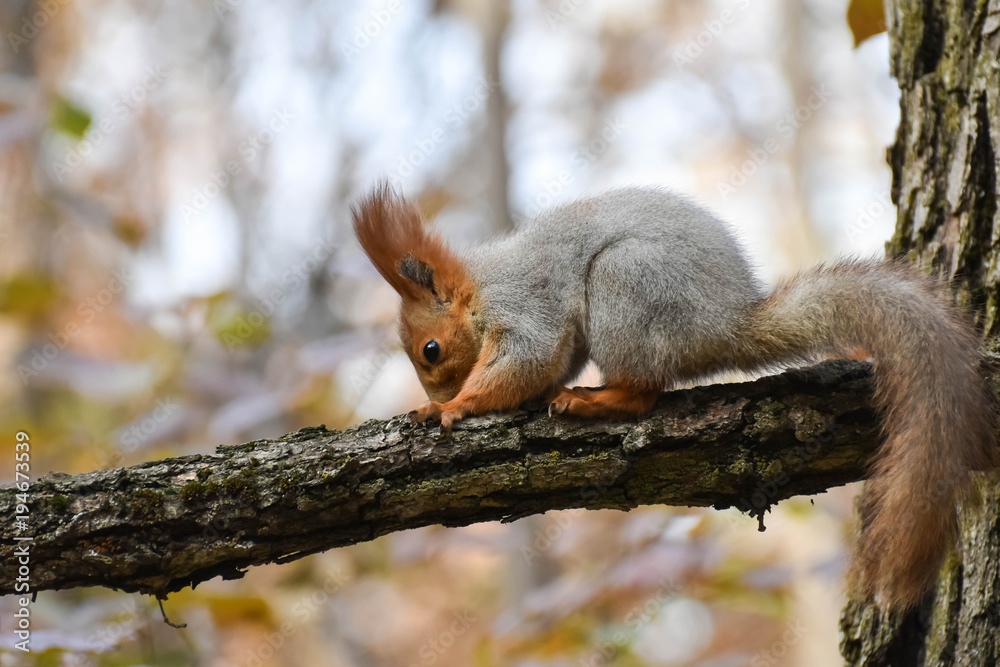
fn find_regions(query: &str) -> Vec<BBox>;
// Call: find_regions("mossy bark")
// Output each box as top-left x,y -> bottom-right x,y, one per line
839,0 -> 1000,663
1,361 -> 886,597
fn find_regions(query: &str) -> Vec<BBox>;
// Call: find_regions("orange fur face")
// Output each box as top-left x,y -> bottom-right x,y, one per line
399,300 -> 479,402
352,182 -> 481,402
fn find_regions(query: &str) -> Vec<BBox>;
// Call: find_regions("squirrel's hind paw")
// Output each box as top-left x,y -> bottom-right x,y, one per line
548,384 -> 659,419
548,387 -> 581,416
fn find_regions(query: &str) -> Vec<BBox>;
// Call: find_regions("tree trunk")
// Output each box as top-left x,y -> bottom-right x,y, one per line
838,0 -> 1000,663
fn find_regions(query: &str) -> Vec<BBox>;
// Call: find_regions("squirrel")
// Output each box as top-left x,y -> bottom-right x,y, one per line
352,181 -> 996,610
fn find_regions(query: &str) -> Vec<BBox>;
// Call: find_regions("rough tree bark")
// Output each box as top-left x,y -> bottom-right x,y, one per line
1,361 -> 888,597
838,0 -> 1000,664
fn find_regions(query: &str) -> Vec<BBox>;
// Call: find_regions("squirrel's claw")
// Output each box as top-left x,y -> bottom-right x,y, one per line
439,411 -> 458,432
409,401 -> 464,434
548,388 -> 575,416
409,401 -> 443,424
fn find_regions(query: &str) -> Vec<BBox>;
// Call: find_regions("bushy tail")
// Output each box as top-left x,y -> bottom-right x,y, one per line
737,259 -> 996,609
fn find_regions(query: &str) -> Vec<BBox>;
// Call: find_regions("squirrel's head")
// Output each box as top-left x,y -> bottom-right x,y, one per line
352,183 -> 480,403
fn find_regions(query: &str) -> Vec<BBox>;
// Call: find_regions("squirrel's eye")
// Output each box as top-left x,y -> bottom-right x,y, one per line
423,340 -> 440,364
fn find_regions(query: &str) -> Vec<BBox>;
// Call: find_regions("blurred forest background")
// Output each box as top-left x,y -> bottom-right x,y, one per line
0,0 -> 899,664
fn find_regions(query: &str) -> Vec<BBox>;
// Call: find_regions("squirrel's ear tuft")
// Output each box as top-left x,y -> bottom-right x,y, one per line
352,180 -> 469,304
399,255 -> 437,295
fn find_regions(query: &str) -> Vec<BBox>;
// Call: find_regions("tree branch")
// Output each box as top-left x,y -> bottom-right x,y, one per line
1,360 -> 885,597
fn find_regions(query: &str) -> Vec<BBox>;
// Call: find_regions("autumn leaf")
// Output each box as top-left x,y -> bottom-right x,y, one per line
847,0 -> 887,47
50,95 -> 92,139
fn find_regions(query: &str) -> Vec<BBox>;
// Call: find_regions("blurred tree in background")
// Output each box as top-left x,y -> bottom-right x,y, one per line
0,0 -> 900,664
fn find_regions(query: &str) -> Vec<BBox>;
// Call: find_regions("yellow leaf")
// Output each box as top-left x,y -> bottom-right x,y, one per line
112,215 -> 149,246
211,308 -> 272,348
846,0 -> 887,47
50,95 -> 92,139
0,272 -> 59,318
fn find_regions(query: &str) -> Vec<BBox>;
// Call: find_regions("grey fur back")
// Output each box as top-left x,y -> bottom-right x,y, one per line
464,187 -> 764,387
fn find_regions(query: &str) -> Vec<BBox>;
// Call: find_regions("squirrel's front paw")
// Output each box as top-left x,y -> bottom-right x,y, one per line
409,402 -> 464,432
409,401 -> 443,424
